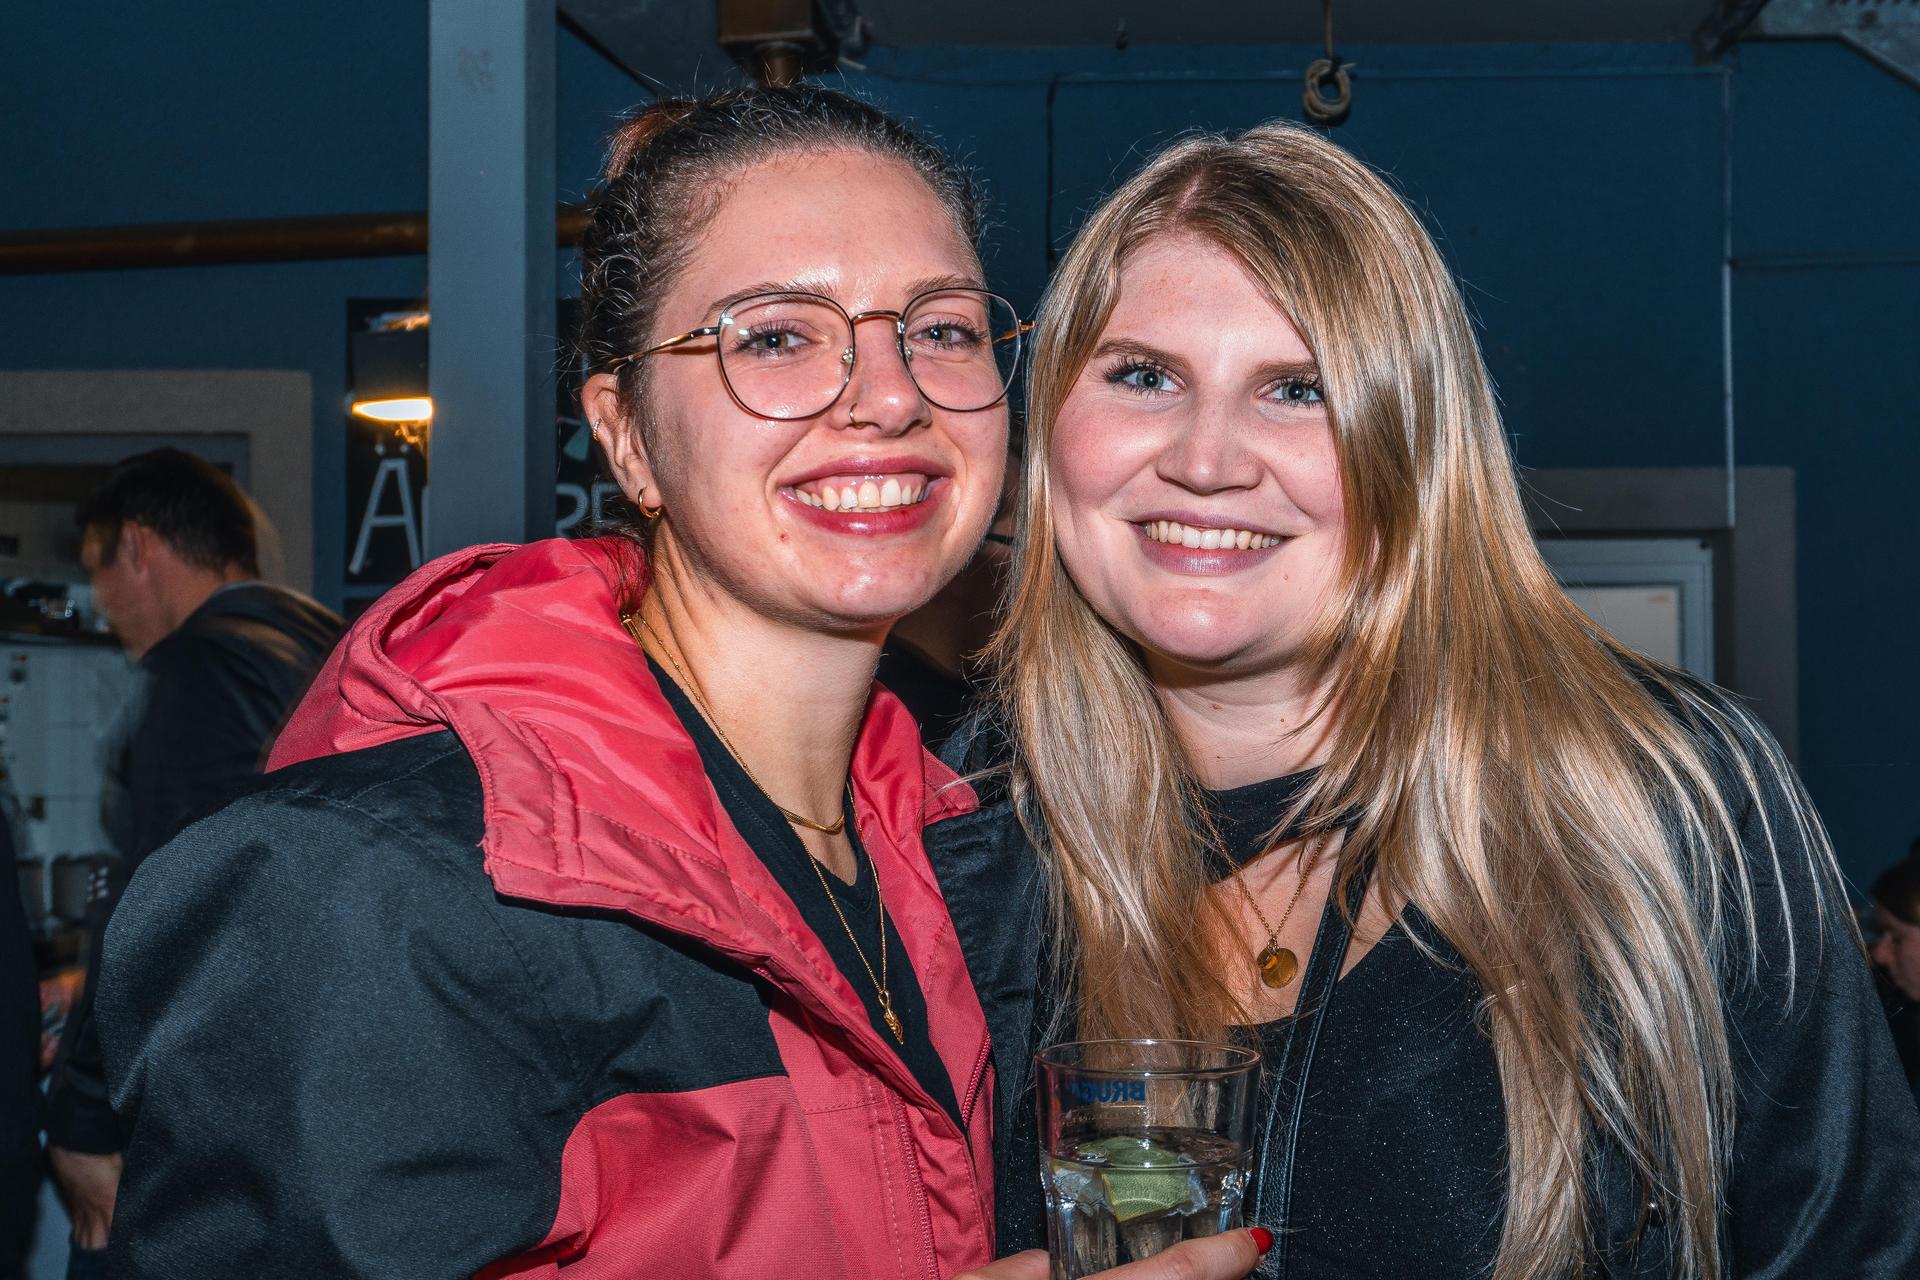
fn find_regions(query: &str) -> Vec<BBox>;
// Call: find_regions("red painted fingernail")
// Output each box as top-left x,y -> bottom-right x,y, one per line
1250,1226 -> 1275,1254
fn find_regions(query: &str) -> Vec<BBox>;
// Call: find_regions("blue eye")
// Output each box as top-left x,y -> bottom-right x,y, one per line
1106,361 -> 1174,395
1271,377 -> 1323,405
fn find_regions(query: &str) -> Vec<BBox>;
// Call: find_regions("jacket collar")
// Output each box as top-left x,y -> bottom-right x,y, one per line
270,538 -> 984,1117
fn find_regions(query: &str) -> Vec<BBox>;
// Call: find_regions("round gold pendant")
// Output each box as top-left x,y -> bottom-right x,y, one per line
1257,944 -> 1299,988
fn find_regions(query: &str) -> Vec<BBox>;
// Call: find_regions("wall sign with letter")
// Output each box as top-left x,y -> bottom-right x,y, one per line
344,298 -> 615,593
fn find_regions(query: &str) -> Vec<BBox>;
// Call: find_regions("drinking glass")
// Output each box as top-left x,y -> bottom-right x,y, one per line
1036,1039 -> 1260,1280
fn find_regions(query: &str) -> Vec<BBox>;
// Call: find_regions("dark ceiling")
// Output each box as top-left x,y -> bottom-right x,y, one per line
560,0 -> 1729,88
845,0 -> 1714,47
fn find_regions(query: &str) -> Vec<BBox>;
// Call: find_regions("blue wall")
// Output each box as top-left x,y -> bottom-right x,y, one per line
1,14 -> 1914,883
851,43 -> 1734,466
1726,44 -> 1920,890
837,42 -> 1920,884
0,0 -> 639,603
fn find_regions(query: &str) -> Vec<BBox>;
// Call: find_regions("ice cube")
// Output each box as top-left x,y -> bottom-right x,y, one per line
1046,1157 -> 1105,1210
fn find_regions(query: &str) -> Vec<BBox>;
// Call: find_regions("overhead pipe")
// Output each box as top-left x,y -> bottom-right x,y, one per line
0,205 -> 591,275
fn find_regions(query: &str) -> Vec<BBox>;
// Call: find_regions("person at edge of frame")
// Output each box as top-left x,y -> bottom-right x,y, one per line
2,806 -> 38,1280
1869,842 -> 1920,1098
935,120 -> 1920,1280
89,87 -> 1271,1280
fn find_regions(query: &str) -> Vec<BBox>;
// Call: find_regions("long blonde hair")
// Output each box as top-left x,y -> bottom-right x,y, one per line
991,122 -> 1837,1280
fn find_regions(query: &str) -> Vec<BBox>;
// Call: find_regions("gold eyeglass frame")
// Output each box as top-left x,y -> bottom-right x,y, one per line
600,287 -> 1033,419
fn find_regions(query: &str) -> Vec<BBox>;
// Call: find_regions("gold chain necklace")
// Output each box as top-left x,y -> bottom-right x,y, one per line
805,843 -> 904,1044
624,612 -> 906,1044
1229,829 -> 1331,989
623,613 -> 844,835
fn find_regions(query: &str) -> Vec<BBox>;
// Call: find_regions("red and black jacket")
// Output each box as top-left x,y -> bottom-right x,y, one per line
95,538 -> 998,1278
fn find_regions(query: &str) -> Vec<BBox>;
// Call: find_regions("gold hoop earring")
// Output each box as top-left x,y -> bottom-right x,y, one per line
638,487 -> 664,521
589,420 -> 600,445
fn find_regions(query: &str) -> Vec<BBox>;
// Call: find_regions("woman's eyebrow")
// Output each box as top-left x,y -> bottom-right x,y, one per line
901,272 -> 988,297
1089,337 -> 1182,366
702,278 -> 833,317
700,274 -> 988,320
1254,358 -> 1322,382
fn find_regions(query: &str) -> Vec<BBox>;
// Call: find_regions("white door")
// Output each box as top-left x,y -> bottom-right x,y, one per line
1537,538 -> 1714,680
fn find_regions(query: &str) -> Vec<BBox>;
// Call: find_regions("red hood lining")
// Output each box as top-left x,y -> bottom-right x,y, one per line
271,537 -> 981,946
269,537 -> 990,1137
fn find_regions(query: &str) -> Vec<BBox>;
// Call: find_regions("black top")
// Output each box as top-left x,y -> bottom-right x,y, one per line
1877,974 -> 1920,1102
649,656 -> 962,1127
107,582 -> 344,866
929,690 -> 1920,1278
876,639 -> 980,753
1202,773 -> 1505,1278
46,581 -> 342,1154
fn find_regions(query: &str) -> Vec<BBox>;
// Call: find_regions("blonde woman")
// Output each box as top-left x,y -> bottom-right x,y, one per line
937,123 -> 1920,1278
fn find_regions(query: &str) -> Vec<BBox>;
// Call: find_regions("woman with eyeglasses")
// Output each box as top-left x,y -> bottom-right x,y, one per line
91,88 -> 1266,1279
948,121 -> 1920,1279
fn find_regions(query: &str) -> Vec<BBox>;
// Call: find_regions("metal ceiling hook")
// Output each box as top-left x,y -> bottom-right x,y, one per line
1304,0 -> 1353,125
1303,58 -> 1352,124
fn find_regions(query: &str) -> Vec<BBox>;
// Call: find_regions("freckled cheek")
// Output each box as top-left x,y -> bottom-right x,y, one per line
1049,402 -> 1153,527
1047,451 -> 1124,585
663,427 -> 787,515
1271,431 -> 1346,528
1272,449 -> 1348,604
1304,472 -> 1346,528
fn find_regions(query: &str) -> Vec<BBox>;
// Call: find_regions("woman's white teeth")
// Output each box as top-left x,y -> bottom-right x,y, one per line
793,477 -> 930,512
1143,520 -> 1281,549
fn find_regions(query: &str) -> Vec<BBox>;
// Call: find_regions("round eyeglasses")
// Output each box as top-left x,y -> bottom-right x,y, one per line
603,287 -> 1029,420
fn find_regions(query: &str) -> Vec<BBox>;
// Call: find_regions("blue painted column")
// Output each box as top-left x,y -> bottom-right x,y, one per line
426,0 -> 556,556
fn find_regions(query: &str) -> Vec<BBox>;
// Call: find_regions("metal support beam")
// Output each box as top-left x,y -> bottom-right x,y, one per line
1693,0 -> 1773,64
1756,0 -> 1920,90
427,0 -> 556,557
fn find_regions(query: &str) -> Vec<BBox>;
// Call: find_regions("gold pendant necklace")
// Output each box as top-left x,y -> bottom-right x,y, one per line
625,611 -> 904,1044
1230,830 -> 1331,990
806,850 -> 906,1045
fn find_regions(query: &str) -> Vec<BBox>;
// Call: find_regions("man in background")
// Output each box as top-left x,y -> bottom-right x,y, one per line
43,449 -> 340,1275
2,810 -> 37,1280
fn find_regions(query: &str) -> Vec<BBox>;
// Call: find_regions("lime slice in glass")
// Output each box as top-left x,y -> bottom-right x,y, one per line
1078,1136 -> 1199,1223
